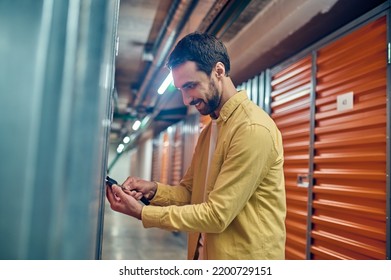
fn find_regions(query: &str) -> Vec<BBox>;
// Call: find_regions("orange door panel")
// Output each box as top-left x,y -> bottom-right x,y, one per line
171,125 -> 183,186
312,16 -> 387,259
270,56 -> 313,259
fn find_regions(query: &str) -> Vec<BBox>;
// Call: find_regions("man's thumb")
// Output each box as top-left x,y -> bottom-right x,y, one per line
112,185 -> 125,200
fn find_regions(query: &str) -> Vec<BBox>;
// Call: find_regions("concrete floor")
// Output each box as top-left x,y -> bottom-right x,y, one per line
101,201 -> 187,260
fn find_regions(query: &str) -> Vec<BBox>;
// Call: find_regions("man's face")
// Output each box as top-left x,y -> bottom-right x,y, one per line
172,61 -> 222,116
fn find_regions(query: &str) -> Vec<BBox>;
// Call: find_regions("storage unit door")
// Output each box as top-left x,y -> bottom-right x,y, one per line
270,56 -> 313,259
160,132 -> 170,184
171,124 -> 183,185
312,16 -> 387,259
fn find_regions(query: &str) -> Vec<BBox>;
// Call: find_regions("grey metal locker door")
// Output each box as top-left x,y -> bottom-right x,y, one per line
0,0 -> 119,259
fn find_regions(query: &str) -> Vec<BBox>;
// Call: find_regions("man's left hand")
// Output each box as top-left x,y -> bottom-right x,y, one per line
106,184 -> 143,220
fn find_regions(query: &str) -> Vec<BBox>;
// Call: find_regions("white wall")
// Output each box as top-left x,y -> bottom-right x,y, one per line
108,147 -> 132,184
107,134 -> 153,183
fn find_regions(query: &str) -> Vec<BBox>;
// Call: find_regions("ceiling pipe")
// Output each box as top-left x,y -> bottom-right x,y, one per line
150,0 -> 182,59
133,0 -> 199,109
134,0 -> 181,98
108,0 -> 248,170
206,0 -> 252,38
108,1 -> 200,169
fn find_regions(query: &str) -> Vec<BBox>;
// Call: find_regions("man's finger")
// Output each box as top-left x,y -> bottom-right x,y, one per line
123,177 -> 135,187
106,184 -> 115,199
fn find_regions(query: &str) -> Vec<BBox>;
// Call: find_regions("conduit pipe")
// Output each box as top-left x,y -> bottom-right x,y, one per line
133,0 -> 199,109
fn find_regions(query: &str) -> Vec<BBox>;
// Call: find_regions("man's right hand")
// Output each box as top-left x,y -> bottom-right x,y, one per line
122,176 -> 157,201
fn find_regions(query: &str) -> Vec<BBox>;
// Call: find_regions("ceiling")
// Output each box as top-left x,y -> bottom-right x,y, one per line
111,0 -> 386,150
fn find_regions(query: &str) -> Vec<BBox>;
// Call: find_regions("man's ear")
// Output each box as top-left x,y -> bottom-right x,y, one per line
214,62 -> 225,78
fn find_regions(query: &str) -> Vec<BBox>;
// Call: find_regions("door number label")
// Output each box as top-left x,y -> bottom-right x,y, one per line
337,91 -> 354,112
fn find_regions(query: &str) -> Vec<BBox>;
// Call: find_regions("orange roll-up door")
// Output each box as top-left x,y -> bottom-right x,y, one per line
312,16 -> 387,259
171,124 -> 183,186
151,140 -> 160,182
270,56 -> 313,259
160,132 -> 170,184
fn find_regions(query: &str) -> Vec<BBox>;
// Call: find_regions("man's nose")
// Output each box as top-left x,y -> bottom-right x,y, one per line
181,91 -> 191,106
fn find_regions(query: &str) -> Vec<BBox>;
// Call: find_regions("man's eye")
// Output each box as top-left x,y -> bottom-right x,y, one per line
185,83 -> 197,89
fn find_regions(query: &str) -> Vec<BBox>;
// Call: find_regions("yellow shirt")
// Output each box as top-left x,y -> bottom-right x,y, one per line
142,90 -> 286,260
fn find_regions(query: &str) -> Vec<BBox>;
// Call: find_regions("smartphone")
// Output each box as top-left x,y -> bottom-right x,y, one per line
105,176 -> 150,205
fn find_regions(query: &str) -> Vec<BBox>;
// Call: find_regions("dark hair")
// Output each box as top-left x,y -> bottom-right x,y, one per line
167,32 -> 230,76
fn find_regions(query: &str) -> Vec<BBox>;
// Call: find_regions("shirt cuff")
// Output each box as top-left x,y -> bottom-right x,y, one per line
149,182 -> 172,205
141,205 -> 163,228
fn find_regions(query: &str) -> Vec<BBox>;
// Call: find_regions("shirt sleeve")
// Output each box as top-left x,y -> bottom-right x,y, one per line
149,181 -> 192,206
142,123 -> 278,233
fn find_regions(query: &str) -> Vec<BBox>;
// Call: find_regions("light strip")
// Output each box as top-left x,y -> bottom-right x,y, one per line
141,115 -> 150,126
157,72 -> 173,95
132,120 -> 141,131
117,144 -> 124,153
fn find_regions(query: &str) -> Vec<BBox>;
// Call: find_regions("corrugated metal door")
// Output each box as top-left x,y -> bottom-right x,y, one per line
171,123 -> 183,185
270,56 -> 313,259
312,16 -> 387,260
151,138 -> 162,182
182,114 -> 200,175
160,132 -> 170,184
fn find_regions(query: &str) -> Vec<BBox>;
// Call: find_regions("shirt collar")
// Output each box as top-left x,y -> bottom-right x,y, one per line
216,90 -> 248,123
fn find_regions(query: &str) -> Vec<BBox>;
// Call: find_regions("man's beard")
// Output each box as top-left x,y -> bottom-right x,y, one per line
197,79 -> 221,116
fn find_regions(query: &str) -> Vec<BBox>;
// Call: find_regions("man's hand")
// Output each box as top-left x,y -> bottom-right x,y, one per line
122,176 -> 157,201
106,184 -> 143,220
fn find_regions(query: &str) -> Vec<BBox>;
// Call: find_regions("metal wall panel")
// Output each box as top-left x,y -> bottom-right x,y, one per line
312,16 -> 387,260
246,79 -> 252,100
251,75 -> 259,106
270,56 -> 313,259
258,73 -> 267,110
0,0 -> 119,259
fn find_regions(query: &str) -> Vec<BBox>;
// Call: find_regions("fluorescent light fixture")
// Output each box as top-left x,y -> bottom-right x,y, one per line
123,136 -> 130,144
141,115 -> 150,126
132,120 -> 141,131
157,72 -> 173,95
117,144 -> 124,153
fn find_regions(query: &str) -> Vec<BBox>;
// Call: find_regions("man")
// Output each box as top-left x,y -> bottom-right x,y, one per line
106,32 -> 286,260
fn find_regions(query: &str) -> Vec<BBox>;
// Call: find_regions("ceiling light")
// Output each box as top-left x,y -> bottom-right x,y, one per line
157,72 -> 173,95
117,144 -> 124,153
141,115 -> 150,126
142,51 -> 154,62
132,120 -> 141,131
123,136 -> 130,143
